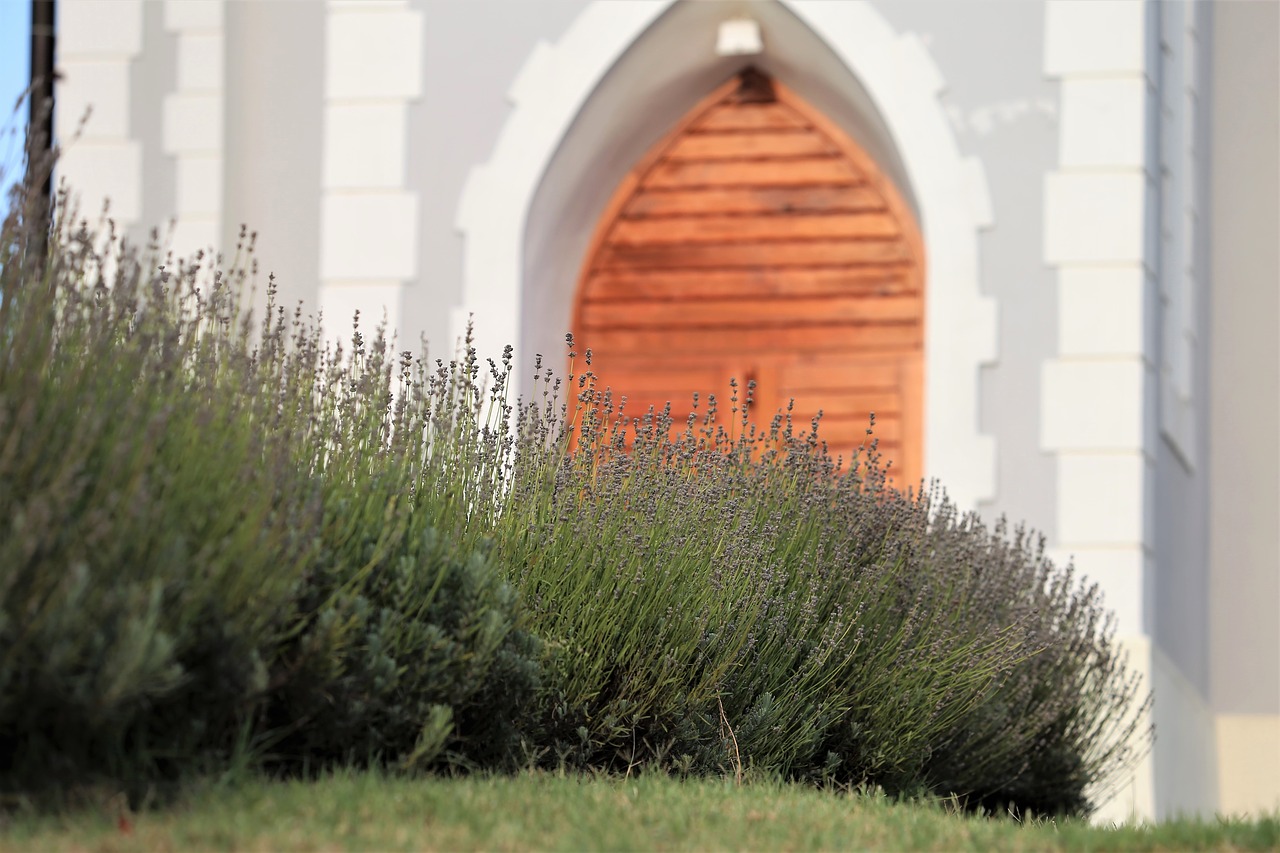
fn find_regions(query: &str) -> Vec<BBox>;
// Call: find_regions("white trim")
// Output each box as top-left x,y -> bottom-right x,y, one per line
454,0 -> 998,510
318,0 -> 422,340
164,0 -> 222,32
1041,0 -> 1155,638
453,1 -> 668,361
55,0 -> 144,227
59,0 -> 143,57
163,0 -> 225,259
1039,0 -> 1225,821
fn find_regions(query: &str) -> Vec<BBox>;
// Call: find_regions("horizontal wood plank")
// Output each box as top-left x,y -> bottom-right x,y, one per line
741,412 -> 902,447
607,212 -> 901,245
691,102 -> 809,131
776,358 -> 909,391
575,399 -> 902,443
790,417 -> 902,446
573,71 -> 923,487
595,239 -> 911,270
580,324 -> 922,356
587,369 -> 734,395
623,186 -> 884,217
779,391 -> 899,421
645,157 -> 861,189
584,269 -> 915,302
666,130 -> 835,160
576,352 -> 737,375
582,359 -> 920,401
580,295 -> 922,329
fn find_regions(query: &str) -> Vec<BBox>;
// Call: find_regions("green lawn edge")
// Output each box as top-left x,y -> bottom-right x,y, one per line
3,772 -> 1276,852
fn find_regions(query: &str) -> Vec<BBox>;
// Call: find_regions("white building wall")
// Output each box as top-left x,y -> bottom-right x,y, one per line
1207,0 -> 1280,818
55,0 -> 143,230
318,0 -> 424,344
1042,0 -> 1154,647
1042,0 -> 1223,820
163,0 -> 224,259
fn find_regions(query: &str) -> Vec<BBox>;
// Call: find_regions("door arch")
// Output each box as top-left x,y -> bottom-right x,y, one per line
572,68 -> 925,486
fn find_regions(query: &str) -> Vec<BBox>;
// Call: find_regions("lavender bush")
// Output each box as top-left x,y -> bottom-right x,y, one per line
0,148 -> 1148,813
481,355 -> 1149,813
0,185 -> 314,793
0,170 -> 538,798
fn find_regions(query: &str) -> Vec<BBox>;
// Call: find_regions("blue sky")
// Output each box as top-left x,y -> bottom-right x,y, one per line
1,0 -> 32,203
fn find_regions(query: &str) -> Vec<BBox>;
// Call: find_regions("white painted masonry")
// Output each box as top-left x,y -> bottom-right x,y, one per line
319,0 -> 423,341
1042,0 -> 1152,639
55,0 -> 143,227
455,0 -> 1000,511
1042,0 -> 1158,819
163,0 -> 224,259
1042,0 -> 1219,820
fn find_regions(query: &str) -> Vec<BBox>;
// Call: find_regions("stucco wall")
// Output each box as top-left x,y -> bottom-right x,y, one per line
1208,0 -> 1278,816
131,0 -> 175,249
1208,0 -> 1280,717
872,0 -> 1058,550
1155,439 -> 1213,698
1152,0 -> 1215,703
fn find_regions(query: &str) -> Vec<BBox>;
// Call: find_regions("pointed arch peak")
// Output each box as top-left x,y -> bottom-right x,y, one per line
574,73 -> 926,486
733,66 -> 778,104
456,0 -> 998,507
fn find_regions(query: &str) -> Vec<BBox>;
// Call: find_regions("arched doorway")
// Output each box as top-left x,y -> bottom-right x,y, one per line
572,67 -> 925,486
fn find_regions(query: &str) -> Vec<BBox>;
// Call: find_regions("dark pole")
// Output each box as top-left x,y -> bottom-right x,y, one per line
28,0 -> 56,261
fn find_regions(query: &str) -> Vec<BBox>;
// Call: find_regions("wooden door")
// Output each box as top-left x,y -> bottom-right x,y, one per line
573,68 -> 925,488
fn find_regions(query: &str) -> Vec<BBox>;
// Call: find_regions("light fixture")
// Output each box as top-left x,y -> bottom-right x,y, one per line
716,18 -> 763,57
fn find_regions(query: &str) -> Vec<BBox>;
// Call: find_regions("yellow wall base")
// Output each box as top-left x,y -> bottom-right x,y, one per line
1216,714 -> 1280,817
1091,637 -> 1280,822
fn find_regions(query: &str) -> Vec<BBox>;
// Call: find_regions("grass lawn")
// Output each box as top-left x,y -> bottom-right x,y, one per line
2,772 -> 1276,852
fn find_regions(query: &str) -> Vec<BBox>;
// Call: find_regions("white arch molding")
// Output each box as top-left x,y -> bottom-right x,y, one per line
455,0 -> 998,509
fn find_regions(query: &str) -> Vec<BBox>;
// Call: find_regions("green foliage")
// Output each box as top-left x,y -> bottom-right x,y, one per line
476,365 -> 1147,813
266,476 -> 540,772
0,195 -> 313,793
0,173 -> 538,796
1,143 -> 1147,815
